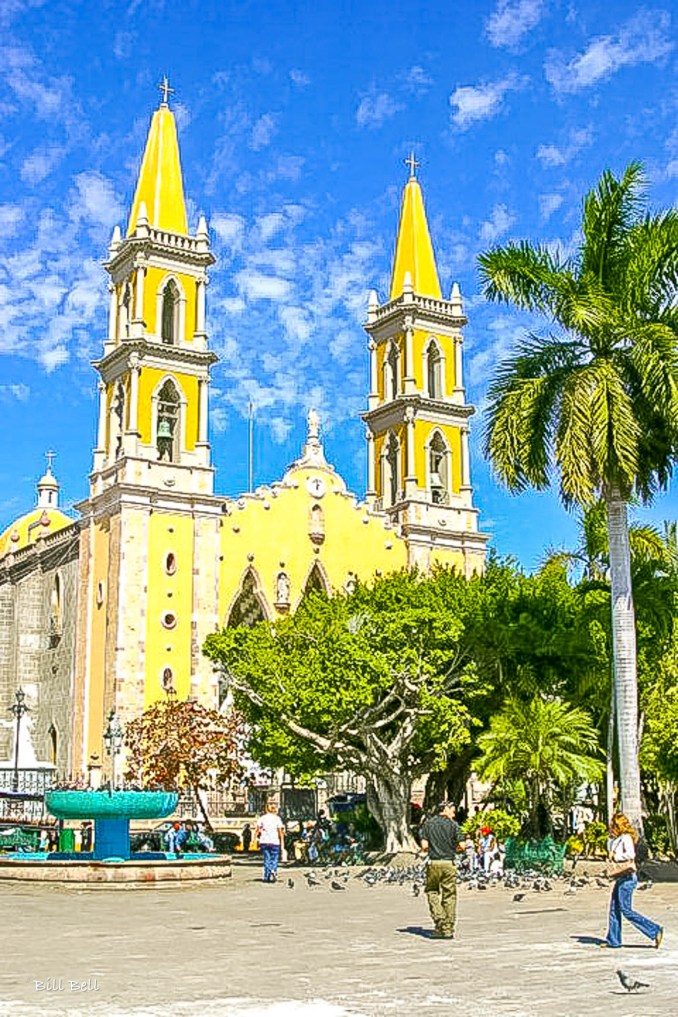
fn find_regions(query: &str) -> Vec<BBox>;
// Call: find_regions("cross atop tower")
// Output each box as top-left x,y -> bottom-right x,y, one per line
404,152 -> 419,179
45,450 -> 56,473
159,75 -> 174,106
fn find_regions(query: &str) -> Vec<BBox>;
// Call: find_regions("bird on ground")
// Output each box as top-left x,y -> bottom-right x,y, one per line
287,878 -> 295,889
595,877 -> 607,888
638,880 -> 654,891
330,880 -> 346,891
617,970 -> 649,993
412,883 -> 421,897
564,884 -> 577,897
477,882 -> 488,890
512,893 -> 525,902
306,872 -> 321,887
543,880 -> 553,891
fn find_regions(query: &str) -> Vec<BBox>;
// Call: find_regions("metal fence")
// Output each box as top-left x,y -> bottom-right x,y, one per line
0,768 -> 55,822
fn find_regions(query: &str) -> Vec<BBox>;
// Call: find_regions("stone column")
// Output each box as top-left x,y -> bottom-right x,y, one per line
454,334 -> 464,401
368,340 -> 379,409
404,406 -> 417,496
196,277 -> 206,334
134,264 -> 145,323
366,429 -> 376,502
127,355 -> 141,440
461,426 -> 471,490
96,381 -> 107,452
197,375 -> 210,446
107,284 -> 117,345
404,316 -> 416,394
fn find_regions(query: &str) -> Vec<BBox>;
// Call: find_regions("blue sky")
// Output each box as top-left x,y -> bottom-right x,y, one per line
0,0 -> 676,568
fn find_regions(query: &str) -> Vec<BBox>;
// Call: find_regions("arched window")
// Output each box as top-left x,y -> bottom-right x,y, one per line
385,342 -> 399,401
157,380 -> 180,462
48,725 -> 57,765
228,571 -> 267,627
309,503 -> 325,543
49,574 -> 62,639
161,279 -> 180,345
112,383 -> 125,459
426,340 -> 443,399
381,432 -> 400,508
303,562 -> 329,597
429,430 -> 450,504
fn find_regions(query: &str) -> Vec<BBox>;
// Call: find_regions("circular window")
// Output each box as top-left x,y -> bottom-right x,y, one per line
165,552 -> 177,575
161,612 -> 177,629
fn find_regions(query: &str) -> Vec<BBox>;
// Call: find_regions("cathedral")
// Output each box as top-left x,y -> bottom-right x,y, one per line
0,93 -> 488,782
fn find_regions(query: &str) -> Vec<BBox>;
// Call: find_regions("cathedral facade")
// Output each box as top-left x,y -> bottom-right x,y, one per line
0,96 -> 488,781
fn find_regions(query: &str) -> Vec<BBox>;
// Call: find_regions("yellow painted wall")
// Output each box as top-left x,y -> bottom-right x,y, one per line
413,420 -> 462,492
137,369 -> 198,449
143,266 -> 198,341
87,518 -> 111,760
144,511 -> 195,706
218,471 -> 407,623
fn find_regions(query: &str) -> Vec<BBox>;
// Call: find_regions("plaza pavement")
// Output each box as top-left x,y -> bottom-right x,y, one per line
1,857 -> 676,1017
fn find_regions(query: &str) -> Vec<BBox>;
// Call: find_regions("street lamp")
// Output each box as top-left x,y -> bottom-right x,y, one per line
9,688 -> 29,792
103,709 -> 124,790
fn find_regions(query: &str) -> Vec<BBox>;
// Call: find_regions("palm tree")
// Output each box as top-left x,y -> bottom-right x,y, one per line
475,696 -> 604,837
478,163 -> 678,830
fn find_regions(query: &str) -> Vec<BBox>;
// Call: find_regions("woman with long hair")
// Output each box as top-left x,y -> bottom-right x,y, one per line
602,813 -> 663,949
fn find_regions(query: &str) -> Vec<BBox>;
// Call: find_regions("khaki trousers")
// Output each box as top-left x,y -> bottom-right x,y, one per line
425,860 -> 457,934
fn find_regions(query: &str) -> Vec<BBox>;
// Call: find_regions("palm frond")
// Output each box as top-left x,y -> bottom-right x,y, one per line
478,242 -> 574,314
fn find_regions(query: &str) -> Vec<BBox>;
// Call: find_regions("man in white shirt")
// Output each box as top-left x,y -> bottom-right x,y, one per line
256,801 -> 286,883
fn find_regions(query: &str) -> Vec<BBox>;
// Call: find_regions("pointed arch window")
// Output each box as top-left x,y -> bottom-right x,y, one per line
385,342 -> 400,401
426,340 -> 443,400
303,562 -> 329,597
381,432 -> 400,508
49,574 -> 62,640
429,430 -> 450,505
157,380 -> 180,462
121,283 -> 132,339
228,571 -> 267,628
161,279 -> 180,345
48,724 -> 58,765
113,382 -> 125,459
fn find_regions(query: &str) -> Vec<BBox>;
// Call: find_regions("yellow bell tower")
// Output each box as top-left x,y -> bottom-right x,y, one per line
72,85 -> 222,774
362,157 -> 488,572
90,84 -> 217,498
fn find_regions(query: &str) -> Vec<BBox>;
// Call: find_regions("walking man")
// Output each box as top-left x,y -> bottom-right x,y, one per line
419,801 -> 465,939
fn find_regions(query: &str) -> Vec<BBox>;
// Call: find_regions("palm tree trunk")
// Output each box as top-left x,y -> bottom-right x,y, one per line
605,486 -> 642,832
606,684 -> 615,824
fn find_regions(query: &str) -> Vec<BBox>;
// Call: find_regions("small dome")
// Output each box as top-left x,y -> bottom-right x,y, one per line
0,508 -> 73,559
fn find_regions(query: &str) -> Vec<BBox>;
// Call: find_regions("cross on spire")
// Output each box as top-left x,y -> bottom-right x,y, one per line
404,152 -> 419,179
45,450 -> 56,473
159,75 -> 174,106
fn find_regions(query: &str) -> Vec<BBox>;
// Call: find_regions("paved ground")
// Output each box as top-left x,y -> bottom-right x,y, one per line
1,858 -> 676,1017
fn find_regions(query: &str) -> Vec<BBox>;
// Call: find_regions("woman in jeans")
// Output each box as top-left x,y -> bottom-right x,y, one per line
255,800 -> 286,883
602,812 -> 663,949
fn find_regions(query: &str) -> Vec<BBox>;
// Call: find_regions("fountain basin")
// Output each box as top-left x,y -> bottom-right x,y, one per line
0,853 -> 231,885
45,790 -> 178,820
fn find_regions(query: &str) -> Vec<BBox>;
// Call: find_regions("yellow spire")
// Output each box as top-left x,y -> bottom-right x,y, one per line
127,90 -> 188,237
389,164 -> 441,301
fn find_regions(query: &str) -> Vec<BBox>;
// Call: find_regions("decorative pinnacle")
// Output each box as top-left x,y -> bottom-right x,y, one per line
404,152 -> 419,179
159,75 -> 174,107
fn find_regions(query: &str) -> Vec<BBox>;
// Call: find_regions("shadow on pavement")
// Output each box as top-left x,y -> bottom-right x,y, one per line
570,935 -> 656,949
397,925 -> 438,939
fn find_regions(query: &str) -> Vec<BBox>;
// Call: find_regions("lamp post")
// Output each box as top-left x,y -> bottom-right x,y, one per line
103,709 -> 124,790
9,687 -> 29,792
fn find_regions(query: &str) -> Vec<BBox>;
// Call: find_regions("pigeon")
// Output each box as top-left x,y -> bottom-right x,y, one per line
287,878 -> 295,889
595,877 -> 607,888
306,872 -> 321,887
512,893 -> 525,902
412,883 -> 421,897
638,880 -> 653,891
617,970 -> 649,993
330,880 -> 346,891
477,881 -> 488,890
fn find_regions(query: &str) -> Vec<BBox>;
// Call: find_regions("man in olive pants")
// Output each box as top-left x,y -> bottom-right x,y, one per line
419,801 -> 465,939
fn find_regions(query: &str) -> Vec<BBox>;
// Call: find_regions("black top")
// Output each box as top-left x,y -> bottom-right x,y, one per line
419,815 -> 461,860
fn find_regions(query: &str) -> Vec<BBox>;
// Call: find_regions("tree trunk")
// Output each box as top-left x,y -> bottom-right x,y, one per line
193,784 -> 212,830
605,486 -> 643,832
365,772 -> 418,853
606,683 -> 615,825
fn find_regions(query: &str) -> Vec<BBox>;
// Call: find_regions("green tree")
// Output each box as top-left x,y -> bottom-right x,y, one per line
124,697 -> 244,827
204,569 -> 483,852
478,163 -> 678,830
475,696 -> 604,837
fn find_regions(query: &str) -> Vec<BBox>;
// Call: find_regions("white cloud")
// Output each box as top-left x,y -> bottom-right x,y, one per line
0,204 -> 24,237
250,113 -> 278,151
486,0 -> 546,48
234,271 -> 292,301
545,9 -> 674,93
40,346 -> 69,371
256,213 -> 286,242
478,204 -> 516,243
536,125 -> 593,166
404,65 -> 433,93
449,74 -> 525,130
0,382 -> 29,401
20,144 -> 65,185
70,172 -> 124,229
211,212 -> 246,251
290,69 -> 310,87
356,92 -> 403,129
539,193 -> 564,221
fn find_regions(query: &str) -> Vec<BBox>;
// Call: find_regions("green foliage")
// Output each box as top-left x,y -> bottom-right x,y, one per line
643,812 -> 672,856
640,634 -> 678,784
475,695 -> 604,830
581,820 -> 608,856
462,808 -> 520,843
336,804 -> 383,849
